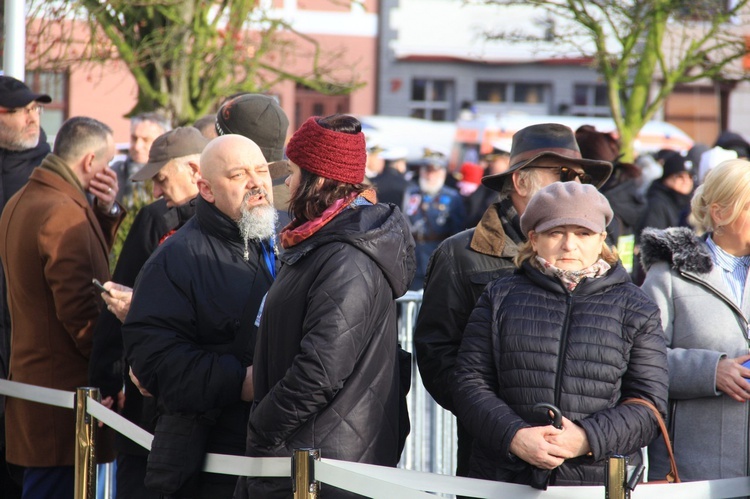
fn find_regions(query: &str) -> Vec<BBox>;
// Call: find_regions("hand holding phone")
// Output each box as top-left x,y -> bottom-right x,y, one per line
92,278 -> 111,296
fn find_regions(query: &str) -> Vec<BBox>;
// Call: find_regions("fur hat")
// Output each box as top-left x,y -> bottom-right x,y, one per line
520,181 -> 613,235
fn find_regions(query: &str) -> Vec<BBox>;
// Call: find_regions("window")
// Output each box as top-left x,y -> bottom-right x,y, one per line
476,82 -> 507,102
514,83 -> 546,104
572,83 -> 610,116
25,70 -> 68,138
410,78 -> 455,121
675,0 -> 732,21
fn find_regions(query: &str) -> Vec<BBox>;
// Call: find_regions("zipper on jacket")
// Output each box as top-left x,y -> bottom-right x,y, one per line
554,292 -> 574,407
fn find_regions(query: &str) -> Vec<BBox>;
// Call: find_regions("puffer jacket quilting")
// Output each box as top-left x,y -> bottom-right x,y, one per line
240,202 -> 415,499
453,261 -> 668,486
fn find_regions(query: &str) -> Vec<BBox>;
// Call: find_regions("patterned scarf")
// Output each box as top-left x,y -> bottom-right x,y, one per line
280,188 -> 378,249
534,256 -> 611,291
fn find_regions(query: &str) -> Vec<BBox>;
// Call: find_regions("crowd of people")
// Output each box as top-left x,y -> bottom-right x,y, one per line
1,71 -> 750,499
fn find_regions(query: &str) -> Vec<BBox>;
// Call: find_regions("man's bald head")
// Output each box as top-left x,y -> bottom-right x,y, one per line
200,134 -> 265,181
198,134 -> 273,221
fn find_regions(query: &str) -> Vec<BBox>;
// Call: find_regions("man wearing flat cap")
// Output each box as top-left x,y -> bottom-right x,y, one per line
89,127 -> 209,499
414,123 -> 613,483
0,75 -> 52,496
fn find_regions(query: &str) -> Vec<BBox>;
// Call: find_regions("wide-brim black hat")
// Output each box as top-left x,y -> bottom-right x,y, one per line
481,123 -> 613,191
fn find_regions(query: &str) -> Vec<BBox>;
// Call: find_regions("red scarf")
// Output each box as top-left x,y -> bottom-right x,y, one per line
280,189 -> 377,249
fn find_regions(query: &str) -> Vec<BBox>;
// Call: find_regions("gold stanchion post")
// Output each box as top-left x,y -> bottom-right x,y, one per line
74,387 -> 100,499
605,455 -> 629,499
293,448 -> 320,499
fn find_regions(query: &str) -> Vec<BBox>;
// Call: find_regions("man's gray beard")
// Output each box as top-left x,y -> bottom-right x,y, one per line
0,131 -> 40,152
238,202 -> 277,244
419,177 -> 445,197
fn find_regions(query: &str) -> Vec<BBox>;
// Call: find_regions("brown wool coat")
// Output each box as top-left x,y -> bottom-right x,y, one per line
0,165 -> 122,467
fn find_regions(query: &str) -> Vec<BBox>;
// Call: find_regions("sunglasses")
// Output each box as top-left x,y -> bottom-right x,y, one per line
532,165 -> 593,185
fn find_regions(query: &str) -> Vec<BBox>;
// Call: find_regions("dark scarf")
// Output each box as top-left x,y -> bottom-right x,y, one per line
497,196 -> 525,243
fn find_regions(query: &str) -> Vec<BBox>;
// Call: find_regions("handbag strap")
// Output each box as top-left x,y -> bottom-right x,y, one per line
621,397 -> 680,483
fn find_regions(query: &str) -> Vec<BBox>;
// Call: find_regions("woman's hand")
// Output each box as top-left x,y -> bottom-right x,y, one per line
716,354 -> 750,403
101,282 -> 133,323
509,426 -> 566,470
543,417 -> 591,459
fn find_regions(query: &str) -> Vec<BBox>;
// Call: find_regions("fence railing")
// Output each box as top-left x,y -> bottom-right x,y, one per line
397,290 -> 457,476
2,291 -> 750,497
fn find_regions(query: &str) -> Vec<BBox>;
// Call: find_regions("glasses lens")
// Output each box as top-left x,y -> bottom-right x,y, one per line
560,167 -> 593,184
578,173 -> 593,184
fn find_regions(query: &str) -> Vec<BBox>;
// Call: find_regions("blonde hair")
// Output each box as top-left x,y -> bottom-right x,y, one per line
690,159 -> 750,234
513,235 -> 619,268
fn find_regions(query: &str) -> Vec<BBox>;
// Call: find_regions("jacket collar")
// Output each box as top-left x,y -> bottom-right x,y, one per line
639,227 -> 713,274
195,195 -> 244,244
640,226 -> 750,317
27,165 -> 110,258
39,153 -> 85,194
470,198 -> 524,258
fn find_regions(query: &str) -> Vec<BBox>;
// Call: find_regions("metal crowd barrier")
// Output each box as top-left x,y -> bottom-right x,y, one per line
2,378 -> 750,497
3,294 -> 750,498
396,290 -> 457,477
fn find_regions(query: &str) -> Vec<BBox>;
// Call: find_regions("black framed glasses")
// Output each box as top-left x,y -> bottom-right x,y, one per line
532,165 -> 593,185
0,104 -> 44,116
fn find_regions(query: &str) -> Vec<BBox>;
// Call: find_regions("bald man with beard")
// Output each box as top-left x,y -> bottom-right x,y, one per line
123,135 -> 278,499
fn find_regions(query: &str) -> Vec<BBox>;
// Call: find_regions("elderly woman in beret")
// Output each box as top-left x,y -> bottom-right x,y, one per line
452,181 -> 668,488
237,114 -> 416,499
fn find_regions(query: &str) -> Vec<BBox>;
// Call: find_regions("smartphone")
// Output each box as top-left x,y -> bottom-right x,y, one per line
92,278 -> 111,296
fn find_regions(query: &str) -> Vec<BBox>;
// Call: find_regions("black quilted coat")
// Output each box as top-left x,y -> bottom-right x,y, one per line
237,202 -> 415,499
453,261 -> 668,486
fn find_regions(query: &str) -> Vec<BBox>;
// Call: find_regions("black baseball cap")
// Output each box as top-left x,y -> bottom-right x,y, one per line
0,76 -> 51,108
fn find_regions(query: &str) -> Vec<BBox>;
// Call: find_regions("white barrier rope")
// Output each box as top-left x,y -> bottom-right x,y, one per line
2,378 -> 750,498
316,460 -> 437,499
0,380 -> 289,478
320,459 -> 602,499
0,378 -> 74,408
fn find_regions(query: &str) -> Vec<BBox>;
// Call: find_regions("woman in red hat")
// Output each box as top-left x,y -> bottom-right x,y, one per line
237,114 -> 416,499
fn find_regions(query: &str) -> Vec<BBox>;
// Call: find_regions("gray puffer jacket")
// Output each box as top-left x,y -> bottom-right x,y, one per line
641,227 -> 750,481
453,261 -> 668,486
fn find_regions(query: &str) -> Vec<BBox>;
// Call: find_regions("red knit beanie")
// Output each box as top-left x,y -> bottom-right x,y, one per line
285,116 -> 366,184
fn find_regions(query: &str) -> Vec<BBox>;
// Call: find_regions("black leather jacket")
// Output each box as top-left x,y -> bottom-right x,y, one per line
414,200 -> 522,477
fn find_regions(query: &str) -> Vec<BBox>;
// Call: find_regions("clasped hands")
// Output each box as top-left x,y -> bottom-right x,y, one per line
509,416 -> 591,470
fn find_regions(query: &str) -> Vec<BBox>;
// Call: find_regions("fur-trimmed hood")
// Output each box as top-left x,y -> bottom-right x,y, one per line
639,227 -> 713,274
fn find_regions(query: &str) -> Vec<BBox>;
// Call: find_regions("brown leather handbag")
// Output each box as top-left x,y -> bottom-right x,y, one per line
621,397 -> 680,484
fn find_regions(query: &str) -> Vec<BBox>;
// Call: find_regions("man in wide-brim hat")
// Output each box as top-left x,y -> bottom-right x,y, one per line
414,122 -> 613,481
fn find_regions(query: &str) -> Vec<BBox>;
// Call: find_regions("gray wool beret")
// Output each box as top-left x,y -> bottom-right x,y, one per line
520,181 -> 613,235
